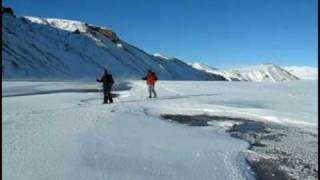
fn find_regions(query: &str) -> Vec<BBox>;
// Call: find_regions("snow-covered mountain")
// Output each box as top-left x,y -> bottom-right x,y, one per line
190,62 -> 242,81
226,63 -> 300,82
191,62 -> 300,82
190,62 -> 219,71
283,66 -> 318,80
153,53 -> 171,60
2,8 -> 226,81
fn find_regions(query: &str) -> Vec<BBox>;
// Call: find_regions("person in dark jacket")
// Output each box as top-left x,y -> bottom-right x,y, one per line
142,70 -> 158,98
97,69 -> 114,104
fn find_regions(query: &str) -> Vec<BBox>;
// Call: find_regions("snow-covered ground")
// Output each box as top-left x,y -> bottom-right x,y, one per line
2,80 -> 318,180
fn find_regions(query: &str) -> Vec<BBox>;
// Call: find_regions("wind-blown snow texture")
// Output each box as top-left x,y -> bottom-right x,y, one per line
3,80 -> 317,180
2,12 -> 226,81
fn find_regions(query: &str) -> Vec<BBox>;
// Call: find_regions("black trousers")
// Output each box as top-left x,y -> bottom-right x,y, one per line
103,86 -> 113,103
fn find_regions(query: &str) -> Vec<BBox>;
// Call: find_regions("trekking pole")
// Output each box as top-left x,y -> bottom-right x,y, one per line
140,80 -> 143,101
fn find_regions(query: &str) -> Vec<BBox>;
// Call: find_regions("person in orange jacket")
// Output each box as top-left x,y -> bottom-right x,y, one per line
142,70 -> 158,98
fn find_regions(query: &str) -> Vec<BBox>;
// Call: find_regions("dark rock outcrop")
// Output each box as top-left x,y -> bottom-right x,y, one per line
88,25 -> 119,43
2,7 -> 15,16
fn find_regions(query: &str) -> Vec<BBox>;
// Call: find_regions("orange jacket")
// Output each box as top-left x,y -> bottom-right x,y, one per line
146,72 -> 157,85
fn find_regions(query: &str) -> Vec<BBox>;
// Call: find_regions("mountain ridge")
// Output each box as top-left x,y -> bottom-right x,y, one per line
3,8 -> 309,82
283,66 -> 318,80
191,62 -> 301,82
3,9 -> 226,81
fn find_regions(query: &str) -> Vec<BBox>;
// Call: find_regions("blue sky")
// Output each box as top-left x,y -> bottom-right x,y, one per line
4,0 -> 318,68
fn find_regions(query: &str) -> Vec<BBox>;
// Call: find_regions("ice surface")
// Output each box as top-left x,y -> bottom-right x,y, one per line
2,80 -> 317,180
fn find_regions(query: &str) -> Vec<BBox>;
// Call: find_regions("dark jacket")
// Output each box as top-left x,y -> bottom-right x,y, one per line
97,74 -> 114,89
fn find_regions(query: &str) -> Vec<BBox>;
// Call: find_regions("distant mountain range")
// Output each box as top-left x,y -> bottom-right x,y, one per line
191,62 -> 317,82
282,66 -> 318,80
3,7 -> 315,82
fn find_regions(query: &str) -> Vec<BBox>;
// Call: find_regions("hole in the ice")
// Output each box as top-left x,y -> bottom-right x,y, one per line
160,114 -> 296,180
